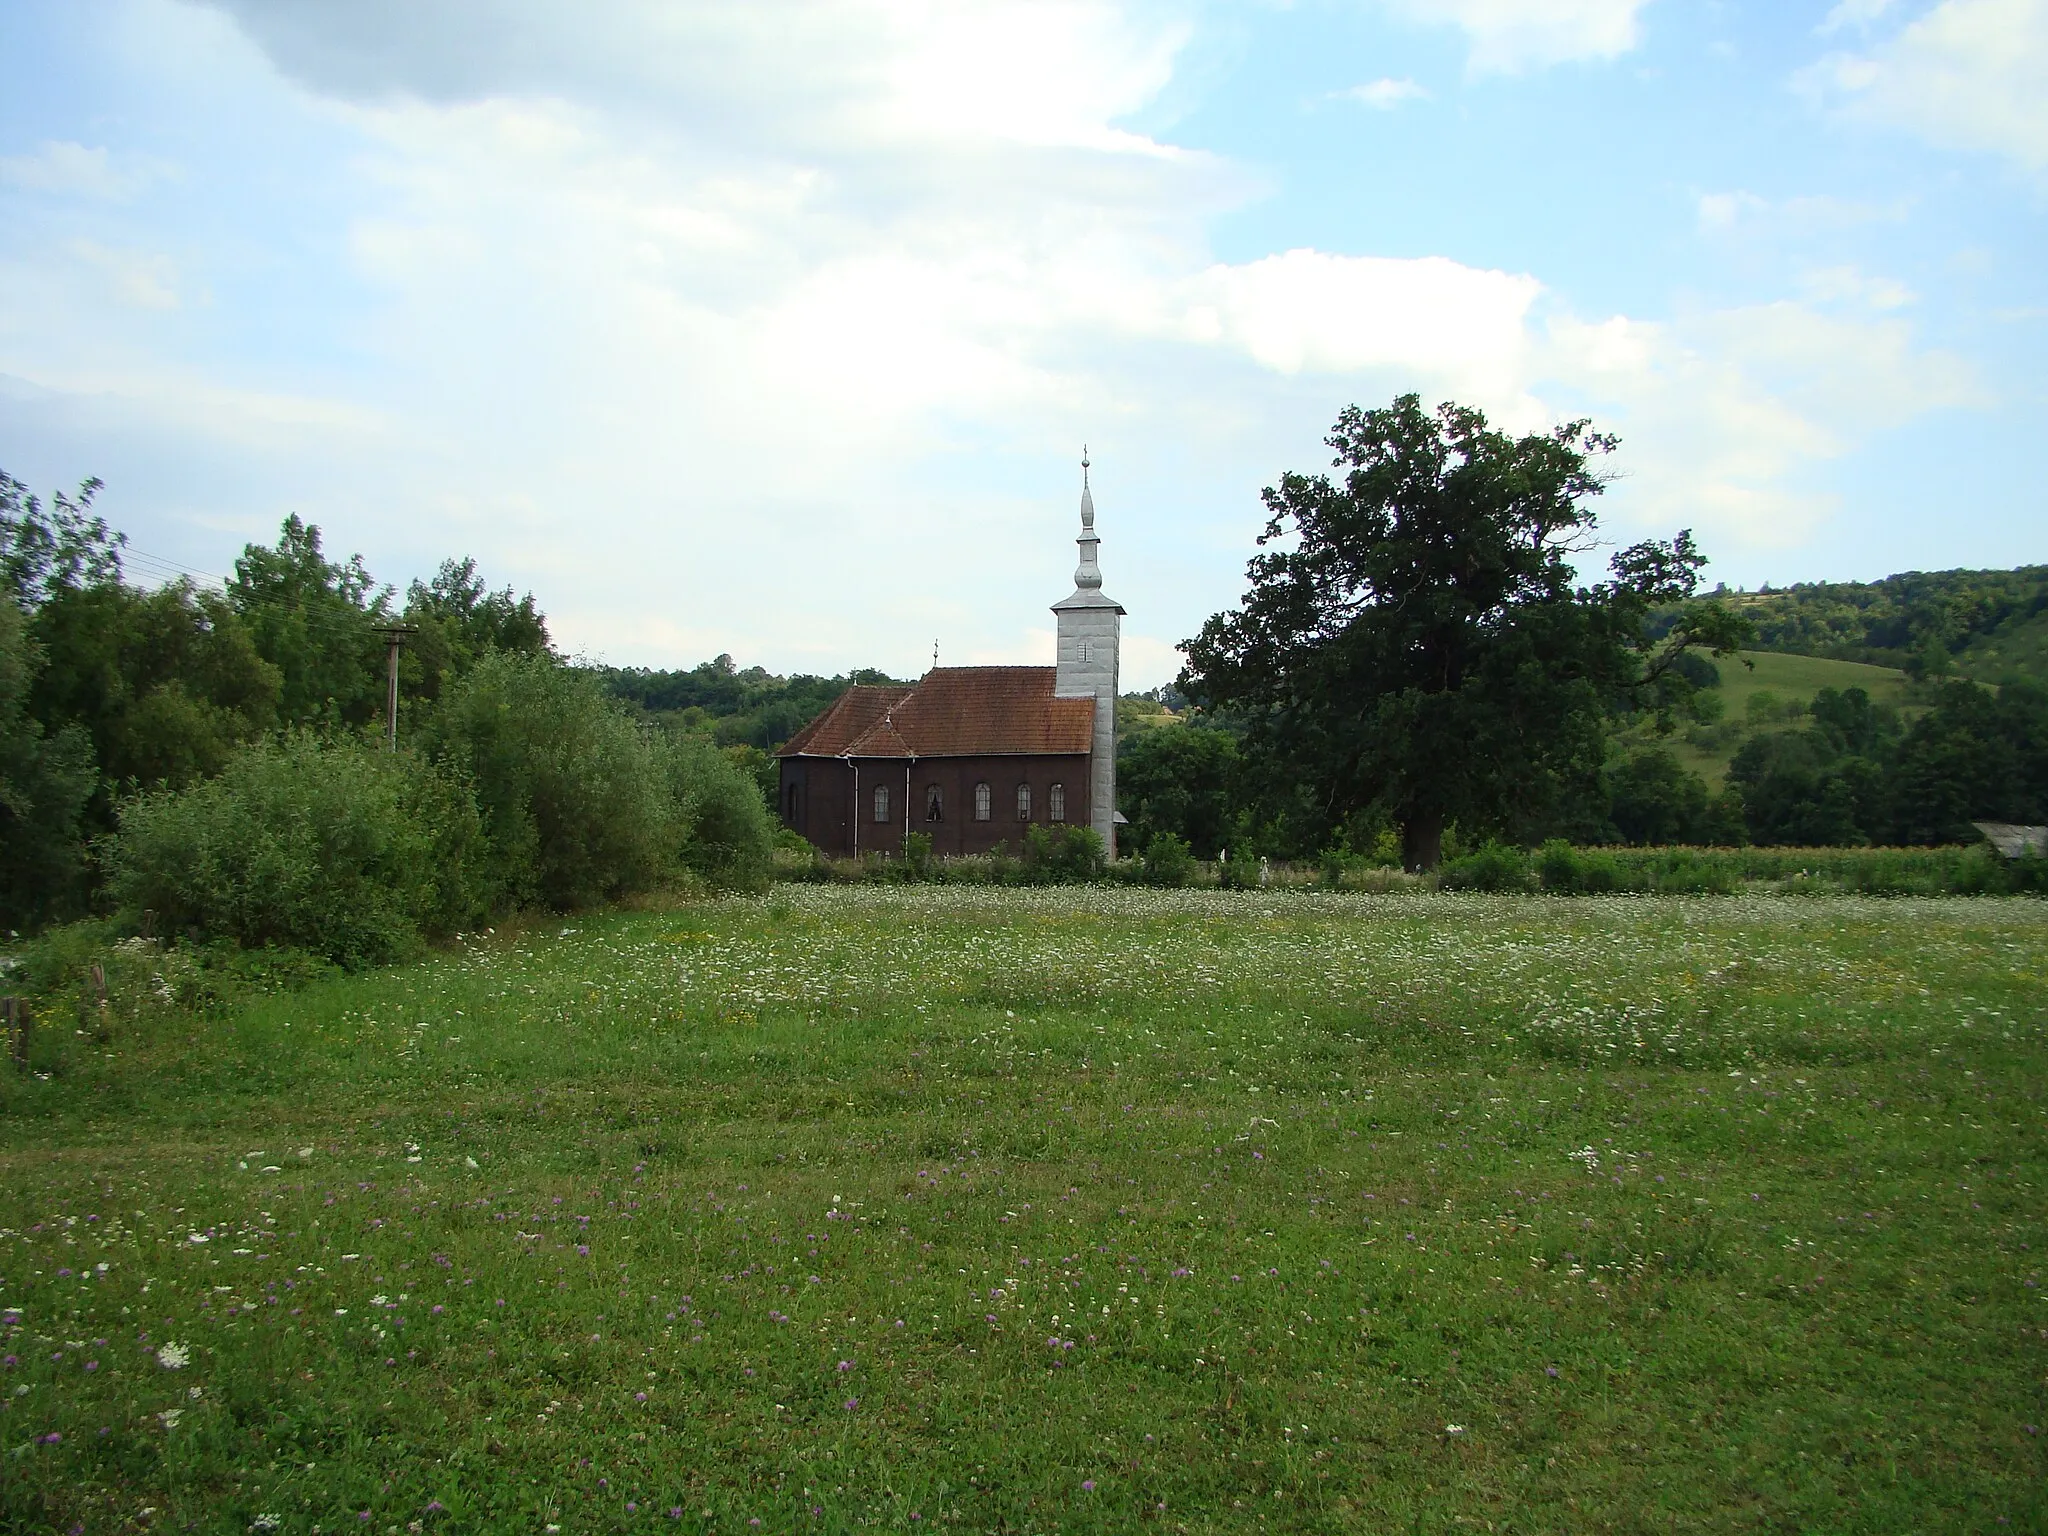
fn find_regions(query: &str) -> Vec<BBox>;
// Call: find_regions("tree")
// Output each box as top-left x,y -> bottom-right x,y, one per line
1181,395 -> 1746,870
1606,748 -> 1711,846
401,556 -> 553,704
0,596 -> 96,929
1,470 -> 122,604
30,580 -> 280,800
228,514 -> 391,729
1116,724 -> 1241,859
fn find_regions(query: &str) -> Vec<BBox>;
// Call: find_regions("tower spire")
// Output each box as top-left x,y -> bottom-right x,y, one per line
1074,446 -> 1101,590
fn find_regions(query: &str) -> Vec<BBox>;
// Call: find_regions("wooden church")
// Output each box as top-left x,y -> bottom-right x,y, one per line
777,459 -> 1124,859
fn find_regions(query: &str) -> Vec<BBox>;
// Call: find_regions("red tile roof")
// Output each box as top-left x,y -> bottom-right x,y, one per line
777,667 -> 1095,759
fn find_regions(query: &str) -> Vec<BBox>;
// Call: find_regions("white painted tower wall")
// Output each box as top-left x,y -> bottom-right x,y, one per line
1052,456 -> 1124,857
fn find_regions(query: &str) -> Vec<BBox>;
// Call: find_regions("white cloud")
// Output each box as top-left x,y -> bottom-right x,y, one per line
0,0 -> 1985,686
1695,189 -> 1768,231
1799,264 -> 1915,309
1379,0 -> 1650,75
1800,0 -> 2048,173
1181,250 -> 1544,409
1343,77 -> 1431,109
1543,302 -> 1977,548
0,141 -> 159,198
65,239 -> 185,309
1818,0 -> 1897,34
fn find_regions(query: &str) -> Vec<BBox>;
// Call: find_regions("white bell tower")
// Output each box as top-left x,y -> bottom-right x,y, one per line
1053,448 -> 1124,856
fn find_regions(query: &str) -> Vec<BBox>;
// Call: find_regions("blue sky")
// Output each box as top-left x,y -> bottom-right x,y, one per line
1,0 -> 2042,687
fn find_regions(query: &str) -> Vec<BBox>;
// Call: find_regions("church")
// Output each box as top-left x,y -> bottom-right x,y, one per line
776,459 -> 1124,859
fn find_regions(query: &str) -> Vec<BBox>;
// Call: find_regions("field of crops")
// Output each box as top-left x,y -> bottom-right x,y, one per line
2,887 -> 2044,1533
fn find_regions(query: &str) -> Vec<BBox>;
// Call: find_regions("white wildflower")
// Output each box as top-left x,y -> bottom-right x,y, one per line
156,1341 -> 190,1369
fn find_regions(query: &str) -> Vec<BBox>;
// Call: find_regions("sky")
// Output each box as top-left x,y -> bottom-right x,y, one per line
0,0 -> 2042,689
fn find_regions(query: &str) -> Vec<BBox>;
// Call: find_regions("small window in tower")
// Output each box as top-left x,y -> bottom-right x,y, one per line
874,784 -> 891,823
1048,782 -> 1066,822
925,784 -> 943,822
974,782 -> 991,821
1079,638 -> 1092,664
1016,782 -> 1032,822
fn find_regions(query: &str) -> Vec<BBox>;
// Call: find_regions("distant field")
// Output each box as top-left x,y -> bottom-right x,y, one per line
1664,649 -> 1915,786
4,888 -> 2044,1533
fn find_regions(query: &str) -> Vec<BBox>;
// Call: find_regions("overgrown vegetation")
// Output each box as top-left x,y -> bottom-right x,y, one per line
2,887 -> 2042,1532
1,472 -> 771,955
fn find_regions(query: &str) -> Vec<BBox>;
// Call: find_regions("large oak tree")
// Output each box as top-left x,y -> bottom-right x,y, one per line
1180,395 -> 1746,870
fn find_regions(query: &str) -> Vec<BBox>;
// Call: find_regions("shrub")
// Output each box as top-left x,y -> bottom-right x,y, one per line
106,733 -> 492,967
1217,846 -> 1261,889
1438,841 -> 1531,893
1142,833 -> 1196,888
902,831 -> 934,881
1023,824 -> 1107,883
2008,847 -> 2048,895
656,733 -> 775,891
1535,839 -> 1623,894
429,652 -> 673,909
1646,849 -> 1736,895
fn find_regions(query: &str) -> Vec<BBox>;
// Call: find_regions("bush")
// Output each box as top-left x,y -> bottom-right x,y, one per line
902,831 -> 934,881
1645,849 -> 1737,895
429,652 -> 673,909
1142,832 -> 1196,888
1438,841 -> 1532,893
1022,824 -> 1107,883
1535,839 -> 1622,894
656,733 -> 775,891
1216,846 -> 1261,889
106,733 -> 492,967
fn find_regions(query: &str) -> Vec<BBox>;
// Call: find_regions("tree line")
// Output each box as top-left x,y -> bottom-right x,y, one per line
1,472 -> 772,956
1713,565 -> 2048,684
1119,396 -> 2046,869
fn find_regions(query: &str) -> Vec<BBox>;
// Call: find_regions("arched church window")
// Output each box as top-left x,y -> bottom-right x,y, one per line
873,784 -> 890,824
925,784 -> 944,822
1016,783 -> 1032,821
974,782 -> 991,821
1048,782 -> 1066,822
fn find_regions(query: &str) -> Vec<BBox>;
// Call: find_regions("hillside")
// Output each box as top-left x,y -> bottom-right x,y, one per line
1711,564 -> 2048,685
1652,649 -> 1917,787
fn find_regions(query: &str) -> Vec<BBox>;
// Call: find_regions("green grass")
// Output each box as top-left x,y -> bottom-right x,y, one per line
1664,650 -> 1916,786
3,887 -> 2045,1534
1714,650 -> 1915,717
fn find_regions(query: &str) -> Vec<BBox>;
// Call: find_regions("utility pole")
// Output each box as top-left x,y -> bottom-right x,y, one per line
372,623 -> 419,751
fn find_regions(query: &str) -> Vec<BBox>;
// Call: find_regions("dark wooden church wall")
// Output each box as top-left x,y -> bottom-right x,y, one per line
778,754 -> 1092,858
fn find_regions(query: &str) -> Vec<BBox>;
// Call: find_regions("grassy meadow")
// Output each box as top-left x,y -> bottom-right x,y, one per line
3,887 -> 2045,1533
1664,650 -> 1916,787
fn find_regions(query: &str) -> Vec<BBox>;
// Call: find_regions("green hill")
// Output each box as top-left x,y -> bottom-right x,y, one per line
1653,649 -> 1916,788
1709,564 -> 2048,685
